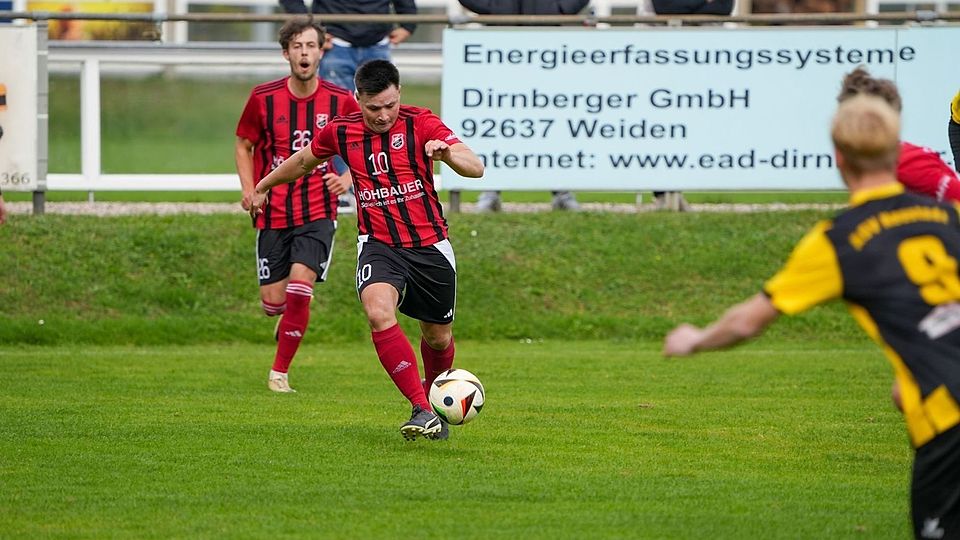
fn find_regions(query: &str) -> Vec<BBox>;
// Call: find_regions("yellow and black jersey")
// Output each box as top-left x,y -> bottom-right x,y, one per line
764,183 -> 960,448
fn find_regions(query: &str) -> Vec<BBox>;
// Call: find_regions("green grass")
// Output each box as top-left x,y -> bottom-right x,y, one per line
0,211 -> 857,345
0,341 -> 911,539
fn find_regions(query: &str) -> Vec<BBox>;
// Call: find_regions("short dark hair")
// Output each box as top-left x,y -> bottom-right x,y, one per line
278,18 -> 325,51
355,60 -> 400,96
837,66 -> 902,112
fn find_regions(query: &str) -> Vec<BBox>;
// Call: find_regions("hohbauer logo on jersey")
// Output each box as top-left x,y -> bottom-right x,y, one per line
316,114 -> 328,129
391,133 -> 405,150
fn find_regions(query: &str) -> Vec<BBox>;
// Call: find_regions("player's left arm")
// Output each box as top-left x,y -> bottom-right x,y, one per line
425,140 -> 484,178
663,294 -> 779,357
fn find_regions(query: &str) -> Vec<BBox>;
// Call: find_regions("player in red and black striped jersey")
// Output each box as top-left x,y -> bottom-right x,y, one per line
666,96 -> 960,538
251,60 -> 484,440
235,19 -> 359,393
838,68 -> 960,204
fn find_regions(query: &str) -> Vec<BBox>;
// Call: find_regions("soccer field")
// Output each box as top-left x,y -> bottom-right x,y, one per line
0,341 -> 910,538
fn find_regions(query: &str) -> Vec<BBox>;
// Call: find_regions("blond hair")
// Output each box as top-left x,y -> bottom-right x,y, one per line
831,94 -> 900,176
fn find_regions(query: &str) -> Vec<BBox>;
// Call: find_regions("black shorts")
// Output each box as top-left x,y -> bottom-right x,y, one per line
256,219 -> 336,286
912,423 -> 960,539
355,237 -> 456,324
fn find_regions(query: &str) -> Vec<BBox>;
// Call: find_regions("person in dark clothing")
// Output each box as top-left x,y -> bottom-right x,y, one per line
950,90 -> 960,173
278,0 -> 417,92
458,0 -> 587,14
458,0 -> 587,212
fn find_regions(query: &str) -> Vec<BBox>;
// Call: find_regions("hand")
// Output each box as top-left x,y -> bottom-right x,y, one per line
663,323 -> 702,357
388,27 -> 411,45
424,139 -> 450,161
249,190 -> 268,219
324,171 -> 352,197
240,189 -> 254,211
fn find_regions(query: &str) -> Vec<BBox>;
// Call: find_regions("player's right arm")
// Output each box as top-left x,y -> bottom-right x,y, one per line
235,136 -> 256,211
250,145 -> 326,217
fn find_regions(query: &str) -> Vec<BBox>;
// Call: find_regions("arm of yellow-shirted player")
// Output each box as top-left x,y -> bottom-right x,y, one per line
663,294 -> 779,357
664,220 -> 842,357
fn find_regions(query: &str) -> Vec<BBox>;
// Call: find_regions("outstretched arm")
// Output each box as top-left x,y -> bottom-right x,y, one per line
425,141 -> 484,178
663,293 -> 780,357
249,145 -> 325,217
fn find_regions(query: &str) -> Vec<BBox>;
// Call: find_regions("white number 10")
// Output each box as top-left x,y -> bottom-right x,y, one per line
368,152 -> 389,176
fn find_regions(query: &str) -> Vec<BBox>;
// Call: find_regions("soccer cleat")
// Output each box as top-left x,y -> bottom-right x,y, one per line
400,405 -> 442,441
427,417 -> 449,441
268,371 -> 296,393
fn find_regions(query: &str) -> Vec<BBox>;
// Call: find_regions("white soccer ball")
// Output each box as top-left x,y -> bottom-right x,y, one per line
428,368 -> 485,425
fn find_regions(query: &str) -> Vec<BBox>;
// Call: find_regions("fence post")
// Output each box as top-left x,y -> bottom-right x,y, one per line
449,190 -> 461,213
34,18 -> 47,215
81,58 -> 101,202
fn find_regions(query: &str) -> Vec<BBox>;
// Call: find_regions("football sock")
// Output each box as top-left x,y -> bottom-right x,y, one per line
421,337 -> 455,397
272,280 -> 312,373
261,299 -> 286,317
372,324 -> 429,409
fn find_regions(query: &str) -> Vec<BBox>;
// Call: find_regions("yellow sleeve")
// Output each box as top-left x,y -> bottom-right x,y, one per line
952,90 -> 960,124
763,220 -> 843,315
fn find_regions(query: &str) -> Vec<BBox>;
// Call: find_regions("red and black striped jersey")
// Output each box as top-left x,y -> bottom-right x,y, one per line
310,105 -> 459,248
237,77 -> 359,229
898,141 -> 960,203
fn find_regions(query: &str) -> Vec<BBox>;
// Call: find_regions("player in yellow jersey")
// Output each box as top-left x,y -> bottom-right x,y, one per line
665,95 -> 960,539
949,89 -> 959,173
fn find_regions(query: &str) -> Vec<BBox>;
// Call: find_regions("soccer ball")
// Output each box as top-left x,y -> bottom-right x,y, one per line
428,369 -> 485,425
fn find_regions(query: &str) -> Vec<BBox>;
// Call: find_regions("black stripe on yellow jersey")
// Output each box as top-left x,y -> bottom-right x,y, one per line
763,182 -> 960,447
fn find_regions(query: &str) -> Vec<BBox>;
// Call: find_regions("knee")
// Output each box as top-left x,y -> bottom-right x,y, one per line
422,326 -> 452,350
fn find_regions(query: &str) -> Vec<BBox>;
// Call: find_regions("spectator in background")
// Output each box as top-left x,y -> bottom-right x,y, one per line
458,0 -> 587,212
646,0 -> 735,211
235,19 -> 359,393
278,0 -> 416,93
950,90 -> 960,173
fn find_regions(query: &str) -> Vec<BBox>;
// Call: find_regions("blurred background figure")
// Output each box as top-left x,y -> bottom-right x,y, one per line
950,89 -> 960,173
278,0 -> 417,92
457,0 -> 589,213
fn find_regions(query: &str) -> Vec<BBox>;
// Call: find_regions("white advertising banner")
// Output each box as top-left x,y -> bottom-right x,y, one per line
0,24 -> 39,192
440,26 -> 959,191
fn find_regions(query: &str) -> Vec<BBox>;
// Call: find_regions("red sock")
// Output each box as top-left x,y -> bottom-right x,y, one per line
372,324 -> 429,409
272,280 -> 312,373
421,337 -> 455,396
261,299 -> 286,317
